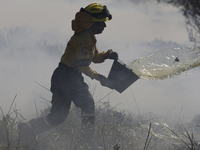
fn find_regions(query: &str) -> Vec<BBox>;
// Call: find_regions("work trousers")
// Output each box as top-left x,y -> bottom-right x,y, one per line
46,63 -> 95,132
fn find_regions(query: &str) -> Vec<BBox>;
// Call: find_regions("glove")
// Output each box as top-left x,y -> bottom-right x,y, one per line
104,49 -> 118,60
95,74 -> 114,89
95,74 -> 106,81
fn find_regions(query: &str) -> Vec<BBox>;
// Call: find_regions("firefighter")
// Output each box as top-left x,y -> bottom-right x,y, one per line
18,3 -> 118,147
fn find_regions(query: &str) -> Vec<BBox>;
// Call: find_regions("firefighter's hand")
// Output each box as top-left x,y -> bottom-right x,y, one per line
105,49 -> 118,60
95,74 -> 106,81
96,74 -> 114,89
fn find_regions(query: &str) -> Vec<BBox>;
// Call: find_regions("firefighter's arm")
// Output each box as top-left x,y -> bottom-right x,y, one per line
93,49 -> 118,63
79,66 -> 114,89
92,50 -> 106,63
78,66 -> 99,80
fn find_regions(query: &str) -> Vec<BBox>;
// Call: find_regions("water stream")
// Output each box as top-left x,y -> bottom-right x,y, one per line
128,47 -> 200,80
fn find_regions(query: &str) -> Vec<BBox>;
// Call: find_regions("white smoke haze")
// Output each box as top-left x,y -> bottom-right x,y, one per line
0,0 -> 200,124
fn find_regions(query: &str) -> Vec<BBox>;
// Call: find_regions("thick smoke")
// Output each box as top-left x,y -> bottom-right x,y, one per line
0,0 -> 199,125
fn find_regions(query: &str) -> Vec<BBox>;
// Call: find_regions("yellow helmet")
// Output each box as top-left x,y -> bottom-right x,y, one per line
80,3 -> 112,22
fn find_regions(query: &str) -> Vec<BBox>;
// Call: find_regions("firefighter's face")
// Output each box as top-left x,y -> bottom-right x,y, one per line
94,22 -> 106,34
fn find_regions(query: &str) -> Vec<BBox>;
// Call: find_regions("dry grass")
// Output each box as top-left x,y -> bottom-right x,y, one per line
1,96 -> 200,150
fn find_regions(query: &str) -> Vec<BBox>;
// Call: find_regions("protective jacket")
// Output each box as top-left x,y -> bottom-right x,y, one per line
61,29 -> 106,79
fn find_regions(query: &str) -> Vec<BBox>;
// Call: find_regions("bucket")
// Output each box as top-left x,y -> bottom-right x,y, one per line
108,60 -> 139,93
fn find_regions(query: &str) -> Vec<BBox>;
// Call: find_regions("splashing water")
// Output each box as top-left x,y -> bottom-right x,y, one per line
128,47 -> 200,80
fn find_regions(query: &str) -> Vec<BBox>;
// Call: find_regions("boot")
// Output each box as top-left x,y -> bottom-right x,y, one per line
18,117 -> 52,149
